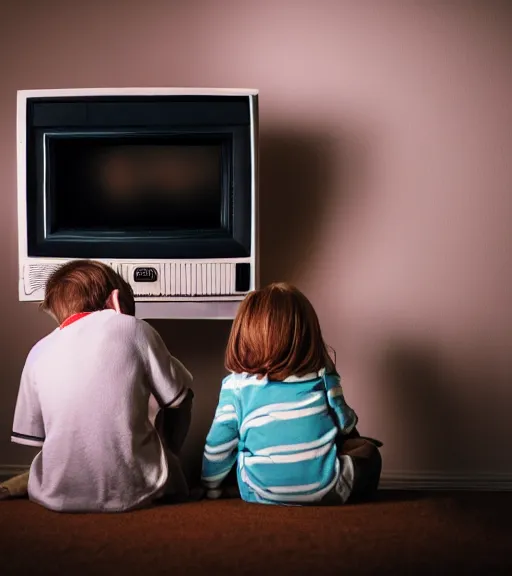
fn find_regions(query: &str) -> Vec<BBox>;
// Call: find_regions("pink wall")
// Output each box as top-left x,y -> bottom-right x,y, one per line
1,0 -> 511,483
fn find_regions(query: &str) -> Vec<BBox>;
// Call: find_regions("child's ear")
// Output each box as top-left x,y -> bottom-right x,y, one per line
105,289 -> 122,313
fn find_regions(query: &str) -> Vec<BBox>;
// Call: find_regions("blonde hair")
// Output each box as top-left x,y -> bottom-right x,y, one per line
41,260 -> 135,323
225,282 -> 335,381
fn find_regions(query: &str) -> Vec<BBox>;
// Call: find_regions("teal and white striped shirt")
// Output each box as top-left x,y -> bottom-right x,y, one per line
201,369 -> 358,505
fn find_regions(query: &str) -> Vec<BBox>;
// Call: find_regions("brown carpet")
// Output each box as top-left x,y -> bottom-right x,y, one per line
1,491 -> 510,575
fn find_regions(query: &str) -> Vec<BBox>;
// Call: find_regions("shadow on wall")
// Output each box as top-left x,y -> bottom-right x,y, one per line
149,318 -> 231,483
380,341 -> 471,473
258,128 -> 336,285
153,127 -> 339,482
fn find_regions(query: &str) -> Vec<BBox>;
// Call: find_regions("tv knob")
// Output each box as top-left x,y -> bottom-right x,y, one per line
133,267 -> 158,283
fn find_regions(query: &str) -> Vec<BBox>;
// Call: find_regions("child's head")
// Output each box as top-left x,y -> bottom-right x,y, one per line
41,260 -> 135,323
225,282 -> 335,380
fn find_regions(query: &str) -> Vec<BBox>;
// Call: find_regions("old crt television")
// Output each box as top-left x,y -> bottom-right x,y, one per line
17,88 -> 259,319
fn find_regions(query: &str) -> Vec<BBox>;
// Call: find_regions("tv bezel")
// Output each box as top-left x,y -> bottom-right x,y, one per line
24,94 -> 253,260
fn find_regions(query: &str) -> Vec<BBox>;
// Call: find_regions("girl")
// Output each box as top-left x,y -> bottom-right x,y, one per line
201,282 -> 382,505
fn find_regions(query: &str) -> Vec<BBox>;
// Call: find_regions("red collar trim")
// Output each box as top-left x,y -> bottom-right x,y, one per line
60,312 -> 93,329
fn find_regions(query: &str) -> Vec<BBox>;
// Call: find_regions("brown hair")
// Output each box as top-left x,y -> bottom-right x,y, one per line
225,282 -> 335,381
41,260 -> 135,323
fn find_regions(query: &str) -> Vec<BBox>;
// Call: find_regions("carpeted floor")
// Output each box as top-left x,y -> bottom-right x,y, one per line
1,491 -> 510,575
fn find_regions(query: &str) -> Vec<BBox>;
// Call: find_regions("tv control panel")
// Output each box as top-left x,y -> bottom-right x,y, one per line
20,259 -> 253,302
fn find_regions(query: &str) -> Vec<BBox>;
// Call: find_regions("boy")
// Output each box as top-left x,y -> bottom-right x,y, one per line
0,260 -> 193,512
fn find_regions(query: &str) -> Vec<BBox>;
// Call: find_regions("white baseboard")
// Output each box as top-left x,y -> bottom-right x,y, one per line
380,471 -> 512,491
2,465 -> 512,491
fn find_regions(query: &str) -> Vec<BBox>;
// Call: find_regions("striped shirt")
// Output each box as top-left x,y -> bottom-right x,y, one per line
201,369 -> 358,505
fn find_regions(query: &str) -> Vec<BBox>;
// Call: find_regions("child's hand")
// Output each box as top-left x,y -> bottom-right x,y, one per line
205,485 -> 240,499
206,488 -> 223,499
360,437 -> 383,448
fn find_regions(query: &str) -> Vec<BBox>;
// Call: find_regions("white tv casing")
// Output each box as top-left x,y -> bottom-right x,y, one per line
17,88 -> 259,320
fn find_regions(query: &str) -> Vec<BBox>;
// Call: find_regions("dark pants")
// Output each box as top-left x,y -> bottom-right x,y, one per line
153,390 -> 194,499
154,390 -> 194,456
337,437 -> 382,503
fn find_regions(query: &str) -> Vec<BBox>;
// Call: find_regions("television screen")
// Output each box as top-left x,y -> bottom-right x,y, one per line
49,135 -> 224,232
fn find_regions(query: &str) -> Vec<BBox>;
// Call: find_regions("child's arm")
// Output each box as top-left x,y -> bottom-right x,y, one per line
137,321 -> 193,410
324,373 -> 384,448
201,377 -> 239,499
11,357 -> 45,448
323,372 -> 358,436
137,322 -> 194,454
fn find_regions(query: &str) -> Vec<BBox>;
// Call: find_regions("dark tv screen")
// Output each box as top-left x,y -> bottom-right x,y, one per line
49,136 -> 224,232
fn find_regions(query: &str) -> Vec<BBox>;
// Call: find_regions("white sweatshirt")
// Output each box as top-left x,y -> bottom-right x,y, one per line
11,310 -> 192,512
